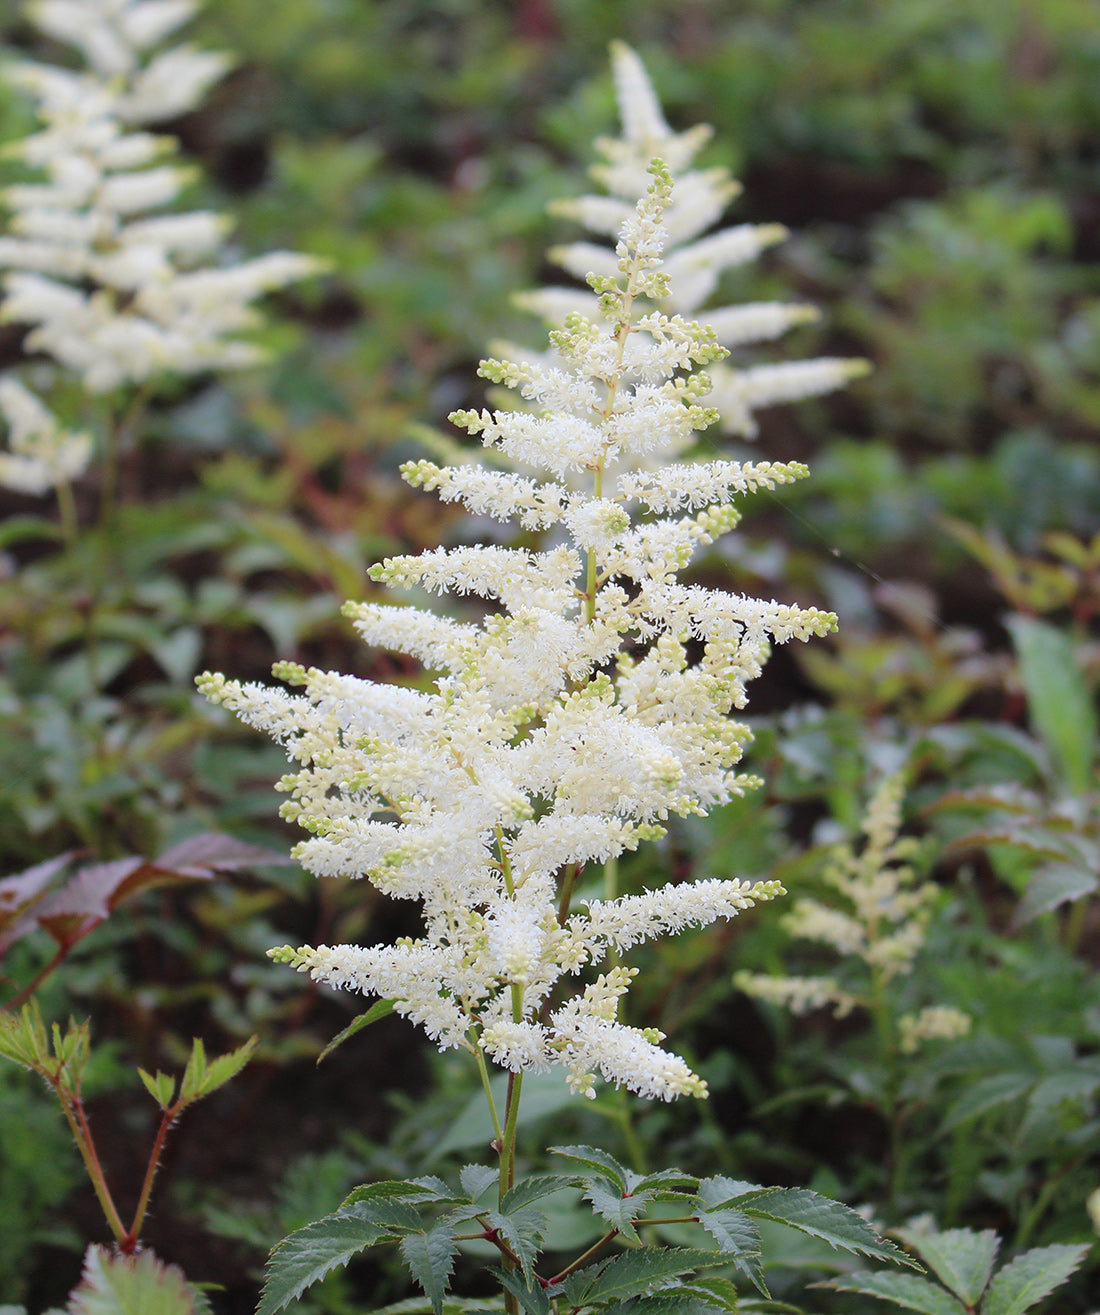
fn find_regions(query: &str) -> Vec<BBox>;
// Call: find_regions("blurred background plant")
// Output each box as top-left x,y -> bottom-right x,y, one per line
0,0 -> 1097,1310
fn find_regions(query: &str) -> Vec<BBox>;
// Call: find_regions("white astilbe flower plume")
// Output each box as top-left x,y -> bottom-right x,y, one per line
736,774 -> 971,1050
0,0 -> 326,403
200,162 -> 835,1102
507,41 -> 867,441
0,377 -> 92,495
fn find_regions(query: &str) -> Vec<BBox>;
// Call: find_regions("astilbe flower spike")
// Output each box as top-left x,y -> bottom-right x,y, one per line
507,41 -> 867,441
0,0 -> 325,491
736,773 -> 971,1051
199,161 -> 837,1102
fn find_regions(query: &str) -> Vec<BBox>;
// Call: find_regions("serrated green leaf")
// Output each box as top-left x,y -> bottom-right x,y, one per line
68,1245 -> 202,1315
696,1176 -> 764,1207
400,1222 -> 458,1315
494,1267 -> 552,1315
633,1169 -> 699,1194
0,1001 -> 49,1068
317,999 -> 396,1064
601,1292 -> 726,1315
339,1180 -> 442,1210
823,1271 -> 967,1315
583,1181 -> 650,1241
685,1274 -> 742,1312
551,1144 -> 629,1192
483,1208 -> 545,1284
695,1208 -> 766,1293
257,1201 -> 409,1315
894,1229 -> 999,1306
186,1035 -> 257,1102
983,1244 -> 1090,1315
500,1175 -> 576,1213
412,1175 -> 456,1198
178,1038 -> 207,1103
606,1293 -> 731,1315
695,1207 -> 760,1257
737,1189 -> 916,1268
564,1248 -> 728,1307
137,1067 -> 177,1109
459,1164 -> 498,1203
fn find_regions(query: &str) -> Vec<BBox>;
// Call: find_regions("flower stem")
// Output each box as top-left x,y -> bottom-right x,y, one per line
474,1040 -> 504,1146
51,1079 -> 128,1246
126,1101 -> 182,1249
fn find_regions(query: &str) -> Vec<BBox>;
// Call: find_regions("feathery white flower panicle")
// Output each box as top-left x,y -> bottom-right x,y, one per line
0,377 -> 92,495
736,775 -> 970,1048
509,41 -> 867,440
0,0 -> 326,398
202,162 -> 836,1102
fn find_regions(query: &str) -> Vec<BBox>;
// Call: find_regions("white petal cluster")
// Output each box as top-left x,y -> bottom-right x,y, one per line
0,0 -> 325,394
897,1005 -> 972,1054
0,377 -> 92,494
518,41 -> 868,439
203,162 -> 835,1103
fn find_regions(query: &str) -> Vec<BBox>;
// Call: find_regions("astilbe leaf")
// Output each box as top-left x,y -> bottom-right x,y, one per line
982,1245 -> 1090,1315
400,1221 -> 459,1315
732,1187 -> 919,1269
822,1271 -> 967,1315
256,1200 -> 419,1315
67,1246 -> 209,1315
562,1248 -> 730,1307
894,1227 -> 1000,1306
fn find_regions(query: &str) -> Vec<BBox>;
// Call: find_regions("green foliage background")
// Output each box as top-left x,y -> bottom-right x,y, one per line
0,1 -> 1098,1311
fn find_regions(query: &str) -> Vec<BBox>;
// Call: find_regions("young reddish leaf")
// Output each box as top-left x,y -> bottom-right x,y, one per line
33,858 -> 150,948
156,833 -> 290,875
0,853 -> 77,941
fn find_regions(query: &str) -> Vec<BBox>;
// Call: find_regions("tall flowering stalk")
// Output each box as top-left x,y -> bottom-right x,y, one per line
201,158 -> 834,1161
736,773 -> 970,1208
198,87 -> 918,1315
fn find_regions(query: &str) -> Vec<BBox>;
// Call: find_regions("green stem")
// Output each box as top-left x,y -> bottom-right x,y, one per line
556,862 -> 582,927
52,1079 -> 128,1246
125,1102 -> 181,1250
547,1230 -> 617,1286
474,1039 -> 504,1146
55,478 -> 78,548
868,965 -> 903,1207
497,1069 -> 525,1315
1064,896 -> 1088,955
3,944 -> 72,1012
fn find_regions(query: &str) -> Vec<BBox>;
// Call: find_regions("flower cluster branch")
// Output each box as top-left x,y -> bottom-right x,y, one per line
505,42 -> 868,441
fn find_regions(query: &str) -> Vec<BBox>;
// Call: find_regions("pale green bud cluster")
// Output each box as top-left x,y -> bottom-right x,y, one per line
737,775 -> 970,1050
